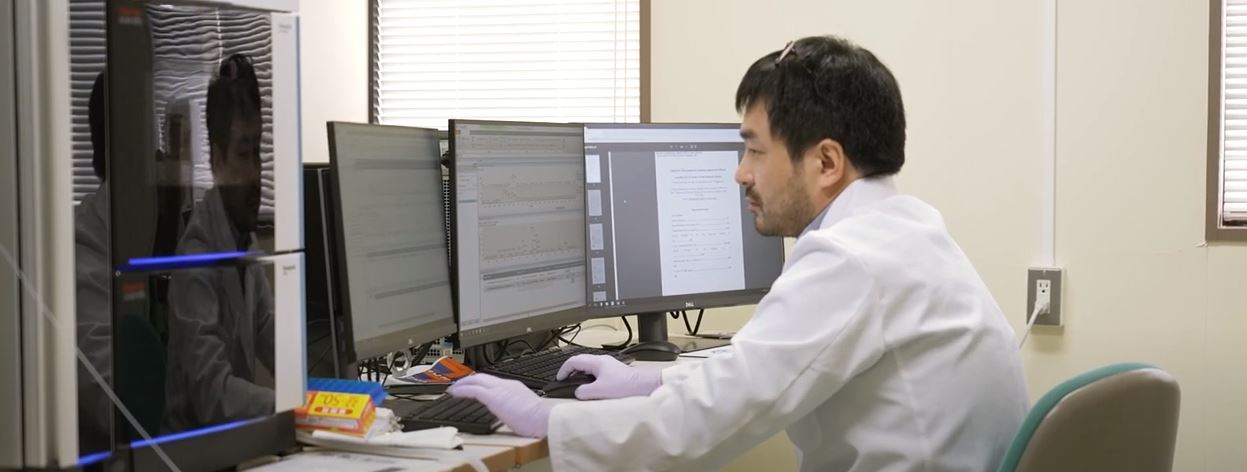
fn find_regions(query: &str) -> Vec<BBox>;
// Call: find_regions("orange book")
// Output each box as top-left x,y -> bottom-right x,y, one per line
393,356 -> 475,385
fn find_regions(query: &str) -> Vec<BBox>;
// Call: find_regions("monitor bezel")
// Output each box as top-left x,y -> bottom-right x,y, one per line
581,122 -> 784,318
326,121 -> 459,360
448,119 -> 591,348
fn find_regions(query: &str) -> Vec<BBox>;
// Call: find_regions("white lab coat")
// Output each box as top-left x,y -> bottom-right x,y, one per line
547,177 -> 1028,472
75,184 -> 112,453
164,188 -> 276,432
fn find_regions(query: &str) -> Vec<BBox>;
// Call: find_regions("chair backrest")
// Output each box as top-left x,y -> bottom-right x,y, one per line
998,363 -> 1180,472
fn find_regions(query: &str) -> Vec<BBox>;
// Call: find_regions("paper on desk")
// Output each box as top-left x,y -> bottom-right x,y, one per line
371,407 -> 400,436
312,427 -> 464,450
296,432 -> 489,472
247,450 -> 442,472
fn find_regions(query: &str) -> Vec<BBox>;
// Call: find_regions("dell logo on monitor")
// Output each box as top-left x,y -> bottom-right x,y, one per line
684,302 -> 695,308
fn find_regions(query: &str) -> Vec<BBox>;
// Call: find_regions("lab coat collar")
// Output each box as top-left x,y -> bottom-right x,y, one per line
803,176 -> 897,237
202,188 -> 253,252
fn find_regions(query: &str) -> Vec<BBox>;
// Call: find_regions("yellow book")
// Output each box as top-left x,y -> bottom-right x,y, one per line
294,391 -> 377,437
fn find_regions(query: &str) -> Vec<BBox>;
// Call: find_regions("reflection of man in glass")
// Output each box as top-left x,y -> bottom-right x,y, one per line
165,54 -> 275,431
76,71 -> 111,454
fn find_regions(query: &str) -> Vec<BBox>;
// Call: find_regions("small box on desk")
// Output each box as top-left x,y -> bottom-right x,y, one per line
295,390 -> 377,437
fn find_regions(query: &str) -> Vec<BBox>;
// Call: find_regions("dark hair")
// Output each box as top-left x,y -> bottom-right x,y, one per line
206,54 -> 261,159
735,35 -> 906,177
89,71 -> 106,180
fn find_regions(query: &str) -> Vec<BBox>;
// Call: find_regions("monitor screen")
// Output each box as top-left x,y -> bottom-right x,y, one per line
583,123 -> 784,316
450,120 -> 588,347
328,122 -> 457,359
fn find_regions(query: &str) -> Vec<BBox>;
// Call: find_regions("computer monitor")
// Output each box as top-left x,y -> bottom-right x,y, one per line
303,163 -> 354,378
450,120 -> 588,347
582,123 -> 784,342
327,122 -> 458,360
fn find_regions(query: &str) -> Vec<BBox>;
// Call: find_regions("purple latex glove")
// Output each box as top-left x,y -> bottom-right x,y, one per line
448,374 -> 552,438
555,354 -> 663,400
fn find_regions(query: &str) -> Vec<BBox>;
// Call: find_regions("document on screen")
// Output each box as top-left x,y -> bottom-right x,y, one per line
653,151 -> 745,296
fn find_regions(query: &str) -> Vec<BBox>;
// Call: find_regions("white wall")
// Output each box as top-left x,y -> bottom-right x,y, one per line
655,0 -> 1247,470
299,0 -> 368,163
1048,0 -> 1247,469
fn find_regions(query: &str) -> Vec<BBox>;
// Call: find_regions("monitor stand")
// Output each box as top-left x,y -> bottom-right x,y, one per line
635,312 -> 731,354
636,312 -> 681,353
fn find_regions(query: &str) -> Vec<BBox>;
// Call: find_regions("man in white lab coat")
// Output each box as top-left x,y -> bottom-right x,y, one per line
451,35 -> 1029,471
76,71 -> 113,454
164,54 -> 276,431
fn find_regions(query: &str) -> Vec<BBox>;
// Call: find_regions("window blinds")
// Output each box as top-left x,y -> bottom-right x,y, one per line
69,0 -> 105,203
1222,0 -> 1247,223
372,0 -> 640,129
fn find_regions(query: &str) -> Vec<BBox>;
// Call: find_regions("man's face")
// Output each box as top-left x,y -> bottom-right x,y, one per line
736,103 -> 816,237
211,114 -> 262,235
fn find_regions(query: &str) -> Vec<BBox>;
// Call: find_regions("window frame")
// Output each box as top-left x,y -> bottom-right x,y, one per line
1209,0 -> 1247,241
367,0 -> 651,128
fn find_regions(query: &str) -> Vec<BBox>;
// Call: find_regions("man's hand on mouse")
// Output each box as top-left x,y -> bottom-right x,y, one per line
448,374 -> 551,438
556,355 -> 663,400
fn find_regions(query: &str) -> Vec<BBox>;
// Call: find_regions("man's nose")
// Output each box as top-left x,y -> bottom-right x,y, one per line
734,163 -> 751,186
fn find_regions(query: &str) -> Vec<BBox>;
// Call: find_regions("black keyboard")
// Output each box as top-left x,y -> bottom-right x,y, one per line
400,396 -> 500,435
481,346 -> 633,389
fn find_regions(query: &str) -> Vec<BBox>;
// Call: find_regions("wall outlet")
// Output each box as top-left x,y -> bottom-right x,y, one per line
1026,267 -> 1063,327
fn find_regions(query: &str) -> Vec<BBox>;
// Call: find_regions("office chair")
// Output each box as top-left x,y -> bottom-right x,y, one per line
998,363 -> 1180,472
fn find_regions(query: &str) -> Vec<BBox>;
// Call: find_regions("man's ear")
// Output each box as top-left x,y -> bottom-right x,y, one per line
811,138 -> 852,188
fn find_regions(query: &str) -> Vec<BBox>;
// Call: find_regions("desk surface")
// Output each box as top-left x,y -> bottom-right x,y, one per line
250,430 -> 547,472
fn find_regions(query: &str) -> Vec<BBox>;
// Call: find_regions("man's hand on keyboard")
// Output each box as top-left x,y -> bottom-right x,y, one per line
556,355 -> 663,400
448,374 -> 551,438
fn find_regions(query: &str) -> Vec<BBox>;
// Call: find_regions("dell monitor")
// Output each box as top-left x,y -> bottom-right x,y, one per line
582,123 -> 784,344
327,122 -> 458,361
450,120 -> 588,347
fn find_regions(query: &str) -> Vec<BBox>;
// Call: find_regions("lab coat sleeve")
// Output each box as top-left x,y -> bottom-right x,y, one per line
659,361 -> 700,385
547,234 -> 885,472
253,267 -> 276,373
74,224 -> 112,449
170,268 -> 275,424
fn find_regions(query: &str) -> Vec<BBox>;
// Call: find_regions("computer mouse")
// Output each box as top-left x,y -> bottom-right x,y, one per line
541,373 -> 597,399
620,341 -> 682,362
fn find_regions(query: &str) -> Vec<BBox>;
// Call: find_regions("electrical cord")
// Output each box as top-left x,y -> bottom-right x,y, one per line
1018,299 -> 1051,349
557,337 -> 590,349
602,316 -> 633,350
359,357 -> 396,383
563,324 -> 583,344
538,324 -> 580,351
556,323 -> 588,348
410,341 -> 435,365
509,339 -> 539,355
682,309 -> 704,336
488,339 -> 512,365
388,392 -> 430,402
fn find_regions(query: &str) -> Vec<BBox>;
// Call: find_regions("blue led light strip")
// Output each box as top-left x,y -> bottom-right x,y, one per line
130,419 -> 252,449
122,251 -> 253,271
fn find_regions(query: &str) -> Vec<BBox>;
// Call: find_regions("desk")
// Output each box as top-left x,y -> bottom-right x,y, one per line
256,329 -> 704,471
251,429 -> 549,472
